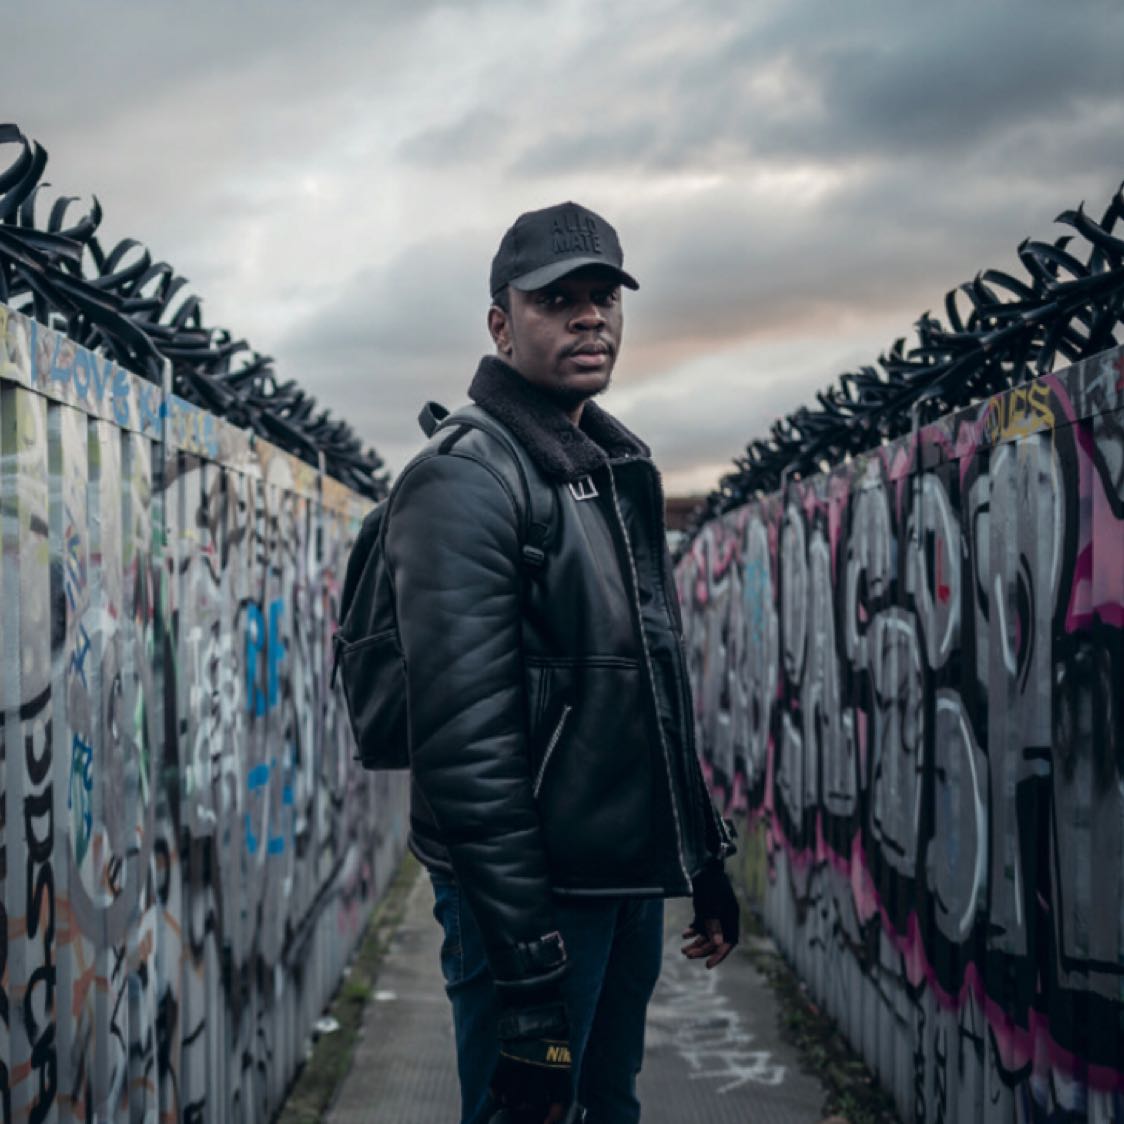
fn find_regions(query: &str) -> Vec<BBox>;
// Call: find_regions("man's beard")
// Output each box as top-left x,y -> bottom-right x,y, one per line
543,374 -> 611,414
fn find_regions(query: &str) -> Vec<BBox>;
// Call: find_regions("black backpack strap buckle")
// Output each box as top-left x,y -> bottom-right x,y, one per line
521,544 -> 546,569
567,476 -> 598,501
417,401 -> 450,437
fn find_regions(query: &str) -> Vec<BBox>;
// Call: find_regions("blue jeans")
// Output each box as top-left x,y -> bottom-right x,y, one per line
430,872 -> 664,1124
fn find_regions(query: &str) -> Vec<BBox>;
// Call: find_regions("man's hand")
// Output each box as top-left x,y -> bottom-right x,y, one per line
681,862 -> 739,969
491,997 -> 574,1124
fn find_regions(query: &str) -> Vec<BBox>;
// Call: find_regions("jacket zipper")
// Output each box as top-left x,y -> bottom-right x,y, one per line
605,467 -> 692,889
532,704 -> 572,798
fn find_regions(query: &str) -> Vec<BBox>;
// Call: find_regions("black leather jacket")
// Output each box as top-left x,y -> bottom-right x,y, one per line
385,357 -> 732,993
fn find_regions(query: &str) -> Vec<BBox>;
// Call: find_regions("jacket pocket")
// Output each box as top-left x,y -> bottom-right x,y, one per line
526,663 -> 550,740
532,704 -> 573,798
532,658 -> 669,885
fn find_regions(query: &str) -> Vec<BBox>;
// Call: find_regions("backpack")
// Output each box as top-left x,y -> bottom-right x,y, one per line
332,402 -> 553,770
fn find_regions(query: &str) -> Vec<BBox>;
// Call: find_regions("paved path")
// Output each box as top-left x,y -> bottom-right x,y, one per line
330,872 -> 827,1123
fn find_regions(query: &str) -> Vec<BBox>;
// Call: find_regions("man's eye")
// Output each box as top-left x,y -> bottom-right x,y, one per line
537,292 -> 567,307
594,290 -> 620,306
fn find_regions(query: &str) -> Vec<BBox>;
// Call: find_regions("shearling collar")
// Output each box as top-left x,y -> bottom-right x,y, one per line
467,355 -> 650,483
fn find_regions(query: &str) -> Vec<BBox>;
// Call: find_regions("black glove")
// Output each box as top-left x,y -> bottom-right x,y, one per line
490,994 -> 573,1124
682,862 -> 739,965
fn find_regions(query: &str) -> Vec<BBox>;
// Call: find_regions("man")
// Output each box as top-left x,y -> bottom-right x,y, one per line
384,202 -> 739,1124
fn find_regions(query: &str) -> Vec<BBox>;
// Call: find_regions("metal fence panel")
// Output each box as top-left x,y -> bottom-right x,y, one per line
0,304 -> 407,1123
678,344 -> 1124,1123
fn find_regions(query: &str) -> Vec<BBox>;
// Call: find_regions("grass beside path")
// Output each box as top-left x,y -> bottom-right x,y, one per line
275,851 -> 421,1124
739,910 -> 902,1124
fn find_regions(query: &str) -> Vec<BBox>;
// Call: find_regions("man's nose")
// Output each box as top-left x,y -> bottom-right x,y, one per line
570,301 -> 605,330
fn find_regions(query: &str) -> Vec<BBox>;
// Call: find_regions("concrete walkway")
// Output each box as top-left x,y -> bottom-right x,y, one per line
329,873 -> 828,1123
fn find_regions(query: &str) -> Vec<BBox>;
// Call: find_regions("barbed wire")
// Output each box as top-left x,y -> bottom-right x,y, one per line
0,124 -> 388,500
677,180 -> 1124,555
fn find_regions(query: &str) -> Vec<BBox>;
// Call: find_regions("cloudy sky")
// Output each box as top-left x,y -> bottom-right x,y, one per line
5,0 -> 1123,493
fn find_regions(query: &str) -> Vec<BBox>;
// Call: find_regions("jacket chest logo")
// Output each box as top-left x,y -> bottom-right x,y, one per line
568,476 -> 599,501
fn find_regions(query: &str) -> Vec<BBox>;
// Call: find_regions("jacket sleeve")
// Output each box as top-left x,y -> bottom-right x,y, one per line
385,449 -> 565,994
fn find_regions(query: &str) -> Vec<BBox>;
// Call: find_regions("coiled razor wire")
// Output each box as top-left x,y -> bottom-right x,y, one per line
0,124 -> 388,500
678,180 -> 1124,555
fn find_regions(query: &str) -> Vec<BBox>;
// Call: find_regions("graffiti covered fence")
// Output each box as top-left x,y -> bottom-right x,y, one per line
678,345 -> 1124,1122
0,303 -> 407,1123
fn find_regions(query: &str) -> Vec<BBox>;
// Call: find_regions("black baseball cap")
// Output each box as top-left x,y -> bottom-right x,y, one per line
490,201 -> 639,297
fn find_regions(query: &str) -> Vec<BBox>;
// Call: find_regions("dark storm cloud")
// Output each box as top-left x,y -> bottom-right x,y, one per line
748,2 -> 1124,158
509,0 -> 1124,177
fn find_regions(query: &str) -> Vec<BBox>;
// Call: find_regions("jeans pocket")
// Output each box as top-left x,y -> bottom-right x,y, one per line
430,873 -> 464,987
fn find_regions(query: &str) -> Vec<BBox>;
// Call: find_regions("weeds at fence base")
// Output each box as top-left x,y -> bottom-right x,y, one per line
274,851 -> 421,1124
277,857 -> 899,1123
740,907 -> 901,1124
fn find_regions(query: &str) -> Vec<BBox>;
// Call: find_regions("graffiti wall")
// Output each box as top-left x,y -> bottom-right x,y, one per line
678,345 -> 1124,1123
0,304 -> 408,1123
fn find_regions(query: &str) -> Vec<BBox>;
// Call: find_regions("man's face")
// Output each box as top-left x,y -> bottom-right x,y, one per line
490,265 -> 624,412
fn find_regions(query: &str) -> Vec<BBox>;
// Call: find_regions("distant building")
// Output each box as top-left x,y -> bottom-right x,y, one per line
664,494 -> 706,553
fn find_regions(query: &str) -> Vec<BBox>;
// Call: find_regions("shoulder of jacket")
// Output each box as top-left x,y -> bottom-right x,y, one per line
388,433 -> 522,523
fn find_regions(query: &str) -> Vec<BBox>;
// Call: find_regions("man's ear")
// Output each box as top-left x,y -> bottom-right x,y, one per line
488,305 -> 513,357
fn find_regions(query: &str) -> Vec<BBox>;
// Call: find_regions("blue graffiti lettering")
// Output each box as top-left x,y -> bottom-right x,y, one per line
71,347 -> 91,398
69,623 -> 91,688
138,384 -> 163,436
63,510 -> 85,611
168,395 -> 220,459
245,598 -> 287,716
202,412 -> 218,459
35,320 -> 134,425
88,352 -> 111,400
111,367 -> 130,426
68,733 -> 94,864
68,734 -> 94,803
244,758 -> 288,856
48,331 -> 67,385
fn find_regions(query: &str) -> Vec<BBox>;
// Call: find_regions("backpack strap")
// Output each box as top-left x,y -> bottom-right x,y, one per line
436,404 -> 553,570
